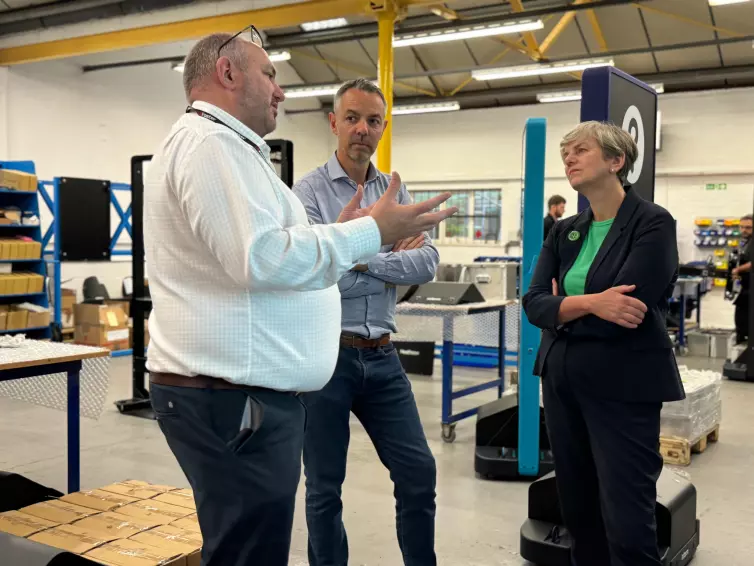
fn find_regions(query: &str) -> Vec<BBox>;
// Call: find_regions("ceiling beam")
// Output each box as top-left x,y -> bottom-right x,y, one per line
507,0 -> 542,58
81,31 -> 754,81
632,2 -> 746,38
267,0 -> 652,49
0,0 -> 436,66
538,0 -> 592,55
585,8 -> 608,51
287,64 -> 754,114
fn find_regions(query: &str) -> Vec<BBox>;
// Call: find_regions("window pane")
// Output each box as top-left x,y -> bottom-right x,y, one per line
473,190 -> 501,242
445,193 -> 469,239
409,191 -> 440,240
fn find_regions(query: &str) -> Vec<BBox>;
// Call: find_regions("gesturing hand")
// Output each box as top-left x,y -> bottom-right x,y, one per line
337,185 -> 374,223
370,171 -> 457,245
393,234 -> 425,252
589,285 -> 648,329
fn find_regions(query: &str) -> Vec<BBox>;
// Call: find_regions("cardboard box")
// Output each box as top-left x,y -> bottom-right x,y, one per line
117,500 -> 194,526
29,523 -> 116,554
73,512 -> 163,539
105,299 -> 130,318
85,538 -> 186,566
62,288 -> 77,310
6,308 -> 28,330
0,510 -> 59,537
20,500 -> 99,524
0,311 -> 7,331
168,514 -> 200,535
61,490 -> 141,513
27,309 -> 51,328
151,490 -> 195,511
0,169 -> 37,192
100,481 -> 176,500
74,304 -> 130,351
129,525 -> 202,557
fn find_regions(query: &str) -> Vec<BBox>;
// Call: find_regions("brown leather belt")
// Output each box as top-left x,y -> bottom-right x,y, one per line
340,332 -> 391,348
150,372 -> 273,393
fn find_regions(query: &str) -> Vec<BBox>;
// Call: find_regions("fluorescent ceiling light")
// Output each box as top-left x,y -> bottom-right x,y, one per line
709,0 -> 750,6
283,84 -> 340,98
269,51 -> 291,62
393,102 -> 461,115
394,19 -> 544,47
472,58 -> 614,81
536,91 -> 582,103
536,83 -> 664,103
301,18 -> 348,31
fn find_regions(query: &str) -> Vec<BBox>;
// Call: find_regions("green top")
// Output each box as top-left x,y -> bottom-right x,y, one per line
563,218 -> 615,296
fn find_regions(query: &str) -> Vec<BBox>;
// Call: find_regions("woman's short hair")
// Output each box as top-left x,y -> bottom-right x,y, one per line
560,121 -> 639,184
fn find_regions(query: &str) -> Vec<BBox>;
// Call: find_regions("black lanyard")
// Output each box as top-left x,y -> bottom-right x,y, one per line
186,106 -> 270,165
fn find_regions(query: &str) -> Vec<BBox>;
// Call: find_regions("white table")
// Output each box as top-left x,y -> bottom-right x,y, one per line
0,340 -> 109,492
395,299 -> 517,442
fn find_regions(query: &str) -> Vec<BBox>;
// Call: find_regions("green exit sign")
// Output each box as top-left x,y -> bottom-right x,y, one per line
706,183 -> 728,190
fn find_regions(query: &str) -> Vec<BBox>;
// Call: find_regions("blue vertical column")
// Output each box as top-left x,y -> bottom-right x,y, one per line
518,118 -> 546,477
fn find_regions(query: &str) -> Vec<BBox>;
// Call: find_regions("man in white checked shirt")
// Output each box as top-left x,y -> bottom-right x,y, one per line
143,27 -> 457,566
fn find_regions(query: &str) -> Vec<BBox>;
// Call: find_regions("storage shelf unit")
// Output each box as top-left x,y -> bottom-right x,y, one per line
0,160 -> 52,340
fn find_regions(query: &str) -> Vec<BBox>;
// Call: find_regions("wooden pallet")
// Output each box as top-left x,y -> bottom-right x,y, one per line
660,425 -> 720,466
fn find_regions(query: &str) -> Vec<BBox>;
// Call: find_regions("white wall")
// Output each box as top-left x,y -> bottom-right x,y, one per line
390,88 -> 754,264
4,58 -> 754,296
4,60 -> 332,298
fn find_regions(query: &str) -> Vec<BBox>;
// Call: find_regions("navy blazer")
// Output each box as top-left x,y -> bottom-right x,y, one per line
522,187 -> 685,404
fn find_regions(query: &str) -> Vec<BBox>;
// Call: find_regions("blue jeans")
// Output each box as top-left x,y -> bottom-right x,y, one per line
150,383 -> 305,566
303,343 -> 437,566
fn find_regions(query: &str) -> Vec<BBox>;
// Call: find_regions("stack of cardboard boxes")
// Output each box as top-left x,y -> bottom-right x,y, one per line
0,237 -> 42,259
0,480 -> 202,565
0,303 -> 51,331
74,304 -> 131,352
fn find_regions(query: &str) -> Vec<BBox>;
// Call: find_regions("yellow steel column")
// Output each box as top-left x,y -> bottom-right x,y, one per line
376,8 -> 396,173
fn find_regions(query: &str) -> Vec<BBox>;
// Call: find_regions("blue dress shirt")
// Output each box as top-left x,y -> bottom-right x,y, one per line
293,153 -> 440,338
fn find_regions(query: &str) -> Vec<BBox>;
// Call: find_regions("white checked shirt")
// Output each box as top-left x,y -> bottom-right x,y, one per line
143,101 -> 382,391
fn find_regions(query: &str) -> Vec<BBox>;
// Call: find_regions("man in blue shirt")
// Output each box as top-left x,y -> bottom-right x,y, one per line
293,78 -> 439,566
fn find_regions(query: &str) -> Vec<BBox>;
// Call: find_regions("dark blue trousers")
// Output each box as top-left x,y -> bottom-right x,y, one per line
303,343 -> 437,566
542,340 -> 664,566
150,383 -> 305,566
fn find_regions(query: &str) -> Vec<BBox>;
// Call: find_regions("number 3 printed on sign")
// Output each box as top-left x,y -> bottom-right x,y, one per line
622,105 -> 644,185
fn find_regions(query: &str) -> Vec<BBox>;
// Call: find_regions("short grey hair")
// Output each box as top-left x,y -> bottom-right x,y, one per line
182,33 -> 249,100
560,121 -> 639,184
333,78 -> 386,113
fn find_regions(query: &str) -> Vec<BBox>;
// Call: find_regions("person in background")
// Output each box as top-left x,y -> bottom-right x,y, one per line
522,121 -> 685,566
544,194 -> 567,240
293,78 -> 438,566
732,214 -> 753,343
143,31 -> 456,566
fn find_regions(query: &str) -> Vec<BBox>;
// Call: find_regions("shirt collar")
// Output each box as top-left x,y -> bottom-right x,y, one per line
191,100 -> 271,160
325,152 -> 379,185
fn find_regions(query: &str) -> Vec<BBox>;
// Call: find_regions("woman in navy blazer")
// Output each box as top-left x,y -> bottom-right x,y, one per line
522,121 -> 685,566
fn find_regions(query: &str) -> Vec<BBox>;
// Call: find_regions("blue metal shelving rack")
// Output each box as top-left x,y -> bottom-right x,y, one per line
0,161 -> 52,340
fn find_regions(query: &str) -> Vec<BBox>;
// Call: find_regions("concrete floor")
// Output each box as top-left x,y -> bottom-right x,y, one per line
1,353 -> 752,565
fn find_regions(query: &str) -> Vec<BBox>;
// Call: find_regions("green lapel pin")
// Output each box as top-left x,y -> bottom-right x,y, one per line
568,230 -> 580,242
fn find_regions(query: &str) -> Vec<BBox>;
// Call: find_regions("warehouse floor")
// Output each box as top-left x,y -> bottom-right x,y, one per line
1,350 -> 752,565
